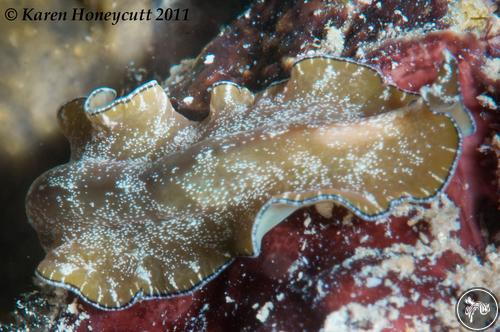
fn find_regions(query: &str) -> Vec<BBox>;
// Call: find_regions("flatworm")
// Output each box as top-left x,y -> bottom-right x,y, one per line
26,55 -> 473,310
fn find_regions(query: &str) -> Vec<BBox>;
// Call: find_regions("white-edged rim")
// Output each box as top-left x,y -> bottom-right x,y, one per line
35,259 -> 235,311
83,80 -> 160,116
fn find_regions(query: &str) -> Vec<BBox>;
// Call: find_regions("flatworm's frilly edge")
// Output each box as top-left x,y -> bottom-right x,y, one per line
25,55 -> 474,310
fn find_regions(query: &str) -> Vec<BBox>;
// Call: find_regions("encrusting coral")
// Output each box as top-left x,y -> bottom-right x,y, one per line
26,54 -> 472,309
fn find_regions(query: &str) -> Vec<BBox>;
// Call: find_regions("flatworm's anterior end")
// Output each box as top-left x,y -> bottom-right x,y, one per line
56,80 -> 195,161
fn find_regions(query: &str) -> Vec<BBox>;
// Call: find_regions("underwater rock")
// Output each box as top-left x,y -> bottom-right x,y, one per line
164,0 -> 454,119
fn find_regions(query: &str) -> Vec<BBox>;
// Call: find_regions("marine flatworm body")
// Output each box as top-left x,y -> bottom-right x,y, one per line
26,56 -> 473,309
